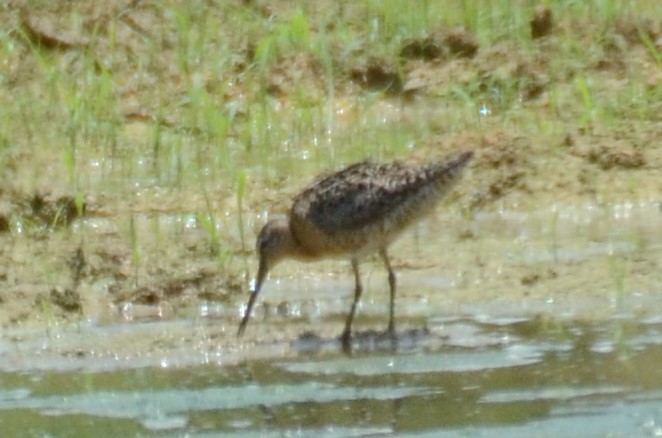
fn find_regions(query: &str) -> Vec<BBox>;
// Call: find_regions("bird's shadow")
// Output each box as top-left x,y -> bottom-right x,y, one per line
293,327 -> 431,355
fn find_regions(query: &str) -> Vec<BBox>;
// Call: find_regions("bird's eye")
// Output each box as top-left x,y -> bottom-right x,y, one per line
257,235 -> 271,253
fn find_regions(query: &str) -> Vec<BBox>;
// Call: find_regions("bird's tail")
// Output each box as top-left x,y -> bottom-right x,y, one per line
432,150 -> 474,187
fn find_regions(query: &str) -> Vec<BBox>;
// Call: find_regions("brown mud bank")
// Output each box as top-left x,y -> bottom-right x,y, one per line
0,197 -> 660,371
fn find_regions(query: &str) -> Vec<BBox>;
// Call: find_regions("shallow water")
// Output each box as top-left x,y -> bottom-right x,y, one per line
1,201 -> 661,436
1,316 -> 662,436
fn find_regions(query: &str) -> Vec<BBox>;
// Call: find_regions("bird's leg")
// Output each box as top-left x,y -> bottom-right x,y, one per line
380,248 -> 397,336
341,258 -> 362,347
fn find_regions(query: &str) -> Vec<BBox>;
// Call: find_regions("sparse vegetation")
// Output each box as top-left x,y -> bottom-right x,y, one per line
0,0 -> 660,329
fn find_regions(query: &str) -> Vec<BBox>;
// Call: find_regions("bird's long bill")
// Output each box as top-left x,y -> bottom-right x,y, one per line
237,258 -> 269,336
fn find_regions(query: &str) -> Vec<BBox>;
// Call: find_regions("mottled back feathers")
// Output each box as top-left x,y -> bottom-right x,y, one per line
289,151 -> 473,253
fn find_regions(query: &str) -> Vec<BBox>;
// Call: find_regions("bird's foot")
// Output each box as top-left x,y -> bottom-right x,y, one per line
387,323 -> 396,338
340,330 -> 352,353
386,325 -> 398,350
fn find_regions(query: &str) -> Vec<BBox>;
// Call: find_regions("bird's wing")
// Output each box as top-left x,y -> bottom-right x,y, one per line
291,160 -> 430,232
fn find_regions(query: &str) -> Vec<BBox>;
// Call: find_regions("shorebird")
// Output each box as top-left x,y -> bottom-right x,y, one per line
237,150 -> 474,345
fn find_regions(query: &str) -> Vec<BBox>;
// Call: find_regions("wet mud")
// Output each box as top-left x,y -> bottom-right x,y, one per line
0,0 -> 660,372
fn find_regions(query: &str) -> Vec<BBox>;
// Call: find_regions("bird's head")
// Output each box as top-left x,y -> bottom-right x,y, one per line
238,217 -> 297,336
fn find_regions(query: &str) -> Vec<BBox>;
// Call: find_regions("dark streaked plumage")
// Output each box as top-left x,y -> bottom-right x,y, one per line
238,150 -> 474,346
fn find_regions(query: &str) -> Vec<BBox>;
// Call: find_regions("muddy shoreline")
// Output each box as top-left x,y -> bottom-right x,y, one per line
1,1 -> 660,369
